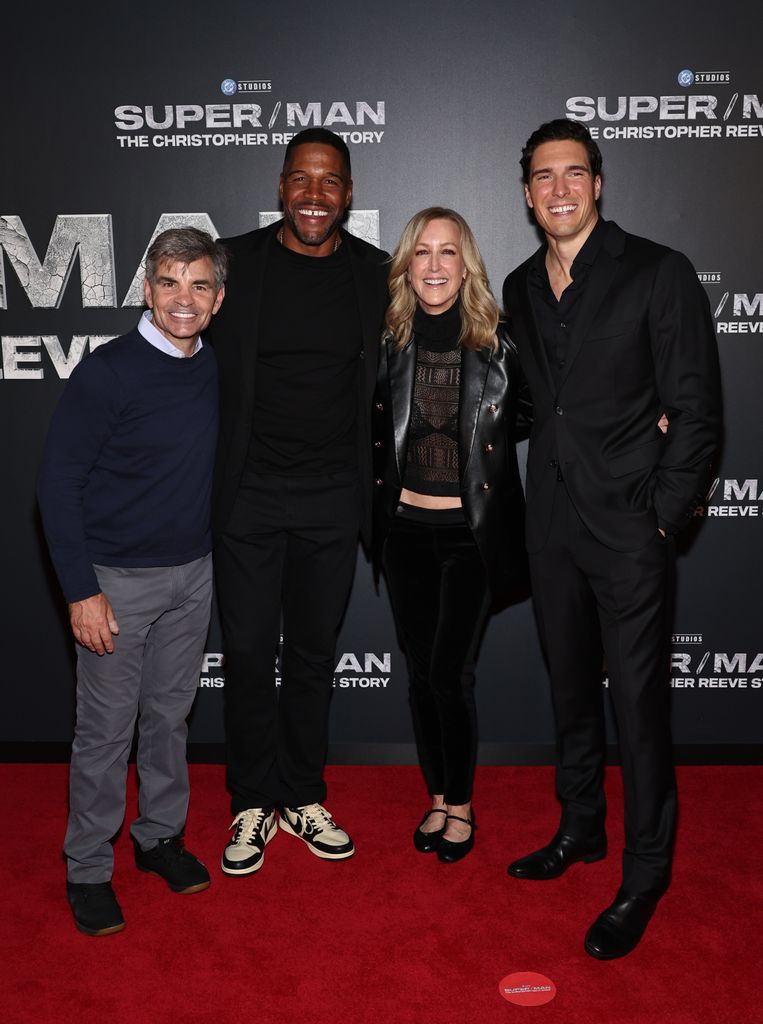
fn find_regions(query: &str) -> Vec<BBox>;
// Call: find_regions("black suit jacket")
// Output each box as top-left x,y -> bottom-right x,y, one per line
209,221 -> 389,546
372,326 -> 531,603
503,219 -> 722,553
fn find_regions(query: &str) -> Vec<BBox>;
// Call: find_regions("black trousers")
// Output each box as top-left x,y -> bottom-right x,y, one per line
215,472 -> 360,813
383,513 -> 491,805
529,484 -> 676,901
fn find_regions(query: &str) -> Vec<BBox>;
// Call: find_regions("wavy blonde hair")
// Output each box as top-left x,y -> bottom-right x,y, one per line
385,207 -> 499,352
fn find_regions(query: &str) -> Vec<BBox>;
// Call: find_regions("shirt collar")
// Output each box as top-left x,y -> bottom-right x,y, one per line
571,216 -> 607,269
529,216 -> 607,284
529,244 -> 547,280
138,310 -> 203,358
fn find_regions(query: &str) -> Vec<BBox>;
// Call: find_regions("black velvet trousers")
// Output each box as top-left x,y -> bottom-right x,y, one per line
383,514 -> 491,805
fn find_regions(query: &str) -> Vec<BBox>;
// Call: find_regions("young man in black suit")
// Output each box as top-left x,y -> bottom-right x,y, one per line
210,128 -> 389,876
502,119 -> 722,959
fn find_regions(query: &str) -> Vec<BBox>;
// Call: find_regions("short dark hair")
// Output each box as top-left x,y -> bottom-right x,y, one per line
283,127 -> 352,180
145,227 -> 228,290
520,119 -> 603,185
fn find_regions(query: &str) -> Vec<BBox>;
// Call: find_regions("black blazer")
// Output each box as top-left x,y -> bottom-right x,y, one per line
503,219 -> 722,553
209,221 -> 389,546
372,325 -> 532,604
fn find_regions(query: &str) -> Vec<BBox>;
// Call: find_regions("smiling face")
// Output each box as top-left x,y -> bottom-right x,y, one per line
279,143 -> 353,256
407,217 -> 467,315
143,256 -> 224,355
524,139 -> 601,248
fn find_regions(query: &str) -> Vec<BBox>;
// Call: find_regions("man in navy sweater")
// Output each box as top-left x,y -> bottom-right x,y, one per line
38,228 -> 227,936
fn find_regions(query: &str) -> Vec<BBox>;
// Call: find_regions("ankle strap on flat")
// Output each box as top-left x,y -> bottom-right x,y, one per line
445,813 -> 476,828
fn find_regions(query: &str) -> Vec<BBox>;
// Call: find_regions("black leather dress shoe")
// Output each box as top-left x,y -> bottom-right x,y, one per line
584,891 -> 657,960
413,808 -> 447,853
437,812 -> 476,863
507,832 -> 606,879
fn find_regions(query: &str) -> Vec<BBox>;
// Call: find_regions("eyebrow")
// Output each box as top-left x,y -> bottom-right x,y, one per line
531,163 -> 590,177
285,167 -> 346,181
156,274 -> 214,286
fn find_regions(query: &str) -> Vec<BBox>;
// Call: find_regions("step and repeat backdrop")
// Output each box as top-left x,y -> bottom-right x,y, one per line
2,1 -> 760,759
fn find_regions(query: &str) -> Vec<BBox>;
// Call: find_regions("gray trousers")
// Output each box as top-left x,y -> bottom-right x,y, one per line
64,555 -> 212,883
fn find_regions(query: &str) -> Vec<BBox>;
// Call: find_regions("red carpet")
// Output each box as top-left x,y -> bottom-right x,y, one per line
0,764 -> 760,1024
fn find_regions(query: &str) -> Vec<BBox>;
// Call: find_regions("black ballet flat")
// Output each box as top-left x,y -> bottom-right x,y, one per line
413,808 -> 447,853
437,812 -> 476,863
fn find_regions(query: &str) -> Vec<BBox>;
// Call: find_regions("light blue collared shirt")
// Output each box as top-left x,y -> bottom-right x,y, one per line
138,310 -> 203,357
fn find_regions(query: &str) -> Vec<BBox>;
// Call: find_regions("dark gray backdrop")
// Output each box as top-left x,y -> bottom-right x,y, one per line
2,1 -> 761,760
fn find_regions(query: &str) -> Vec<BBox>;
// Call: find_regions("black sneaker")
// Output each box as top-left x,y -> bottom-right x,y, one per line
133,835 -> 210,894
66,881 -> 125,937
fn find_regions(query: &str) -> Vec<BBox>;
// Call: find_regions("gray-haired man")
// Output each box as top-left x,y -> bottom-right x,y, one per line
38,228 -> 227,935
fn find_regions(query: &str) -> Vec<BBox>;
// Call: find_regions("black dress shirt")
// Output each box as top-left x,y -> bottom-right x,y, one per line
528,217 -> 607,390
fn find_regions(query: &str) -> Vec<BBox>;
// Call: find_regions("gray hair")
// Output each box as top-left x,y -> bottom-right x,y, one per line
145,227 -> 228,290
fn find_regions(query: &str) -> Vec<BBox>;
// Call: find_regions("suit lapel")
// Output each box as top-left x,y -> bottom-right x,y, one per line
459,345 -> 491,474
387,338 -> 416,482
238,224 -> 277,421
516,255 -> 554,398
345,229 -> 383,401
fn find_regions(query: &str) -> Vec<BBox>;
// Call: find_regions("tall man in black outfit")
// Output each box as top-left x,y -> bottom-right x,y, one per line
502,120 -> 722,959
211,128 -> 389,875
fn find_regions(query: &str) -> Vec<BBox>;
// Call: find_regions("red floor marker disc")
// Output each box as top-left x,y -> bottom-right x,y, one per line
498,972 -> 557,1006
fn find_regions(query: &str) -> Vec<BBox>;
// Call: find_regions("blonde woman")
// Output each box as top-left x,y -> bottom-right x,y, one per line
373,208 -> 531,862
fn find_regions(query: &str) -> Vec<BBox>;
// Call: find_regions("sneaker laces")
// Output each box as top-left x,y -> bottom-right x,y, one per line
230,809 -> 267,845
299,804 -> 337,834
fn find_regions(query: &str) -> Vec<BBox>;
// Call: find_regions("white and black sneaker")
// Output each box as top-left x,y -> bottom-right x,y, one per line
279,803 -> 355,860
221,808 -> 277,875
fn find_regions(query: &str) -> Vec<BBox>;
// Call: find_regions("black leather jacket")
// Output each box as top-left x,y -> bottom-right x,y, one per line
372,324 -> 532,605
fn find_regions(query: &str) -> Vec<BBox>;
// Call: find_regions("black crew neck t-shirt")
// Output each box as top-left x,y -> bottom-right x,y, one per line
246,238 -> 362,476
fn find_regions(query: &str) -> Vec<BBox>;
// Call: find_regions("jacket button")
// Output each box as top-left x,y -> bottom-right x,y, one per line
549,459 -> 558,467
375,478 -> 384,486
374,441 -> 382,449
482,482 -> 490,491
375,402 -> 383,411
488,403 -> 497,413
485,443 -> 494,453
359,351 -> 365,359
555,405 -> 563,415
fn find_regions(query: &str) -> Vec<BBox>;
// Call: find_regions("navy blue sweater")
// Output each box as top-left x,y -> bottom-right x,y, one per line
37,328 -> 218,603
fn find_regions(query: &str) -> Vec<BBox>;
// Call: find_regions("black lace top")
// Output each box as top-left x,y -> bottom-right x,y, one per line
402,301 -> 462,497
